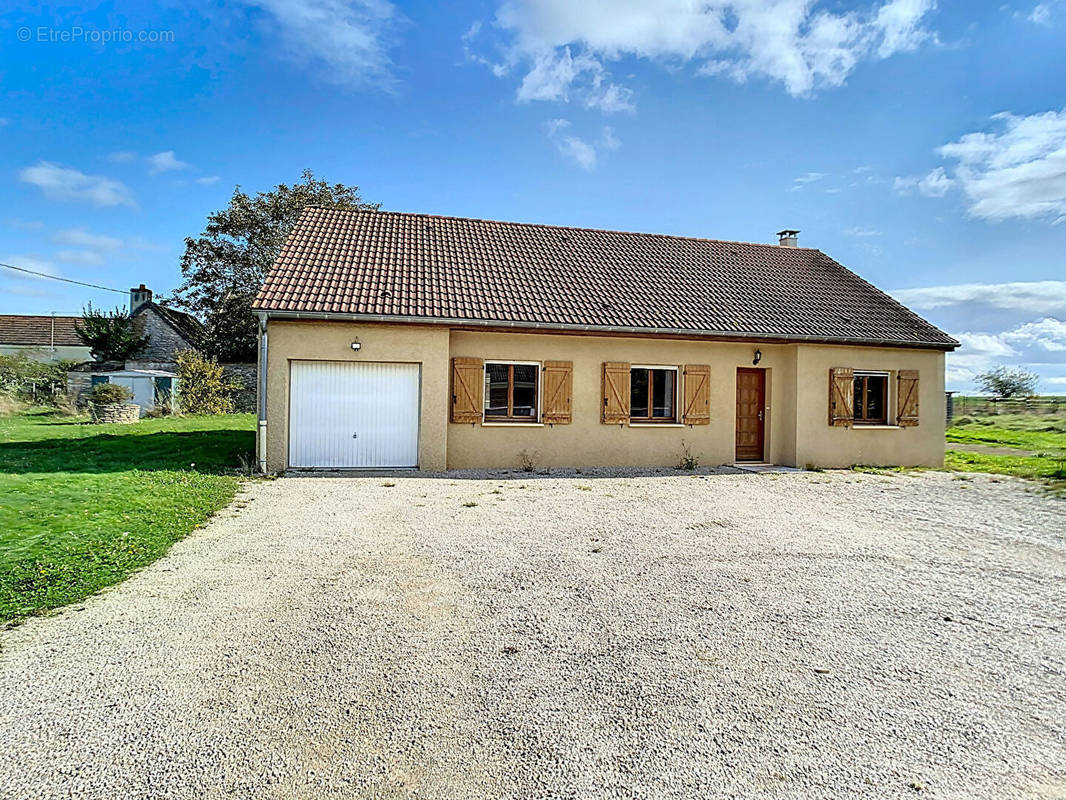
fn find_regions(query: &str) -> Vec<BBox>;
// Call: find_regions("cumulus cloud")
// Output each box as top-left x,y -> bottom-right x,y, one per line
52,228 -> 123,251
147,150 -> 191,174
892,280 -> 1066,389
478,0 -> 937,111
196,175 -> 221,185
898,108 -> 1066,222
18,162 -> 135,207
238,0 -> 401,89
544,119 -> 620,170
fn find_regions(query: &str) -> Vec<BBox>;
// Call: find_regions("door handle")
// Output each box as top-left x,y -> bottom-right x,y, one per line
757,410 -> 764,421
352,432 -> 358,439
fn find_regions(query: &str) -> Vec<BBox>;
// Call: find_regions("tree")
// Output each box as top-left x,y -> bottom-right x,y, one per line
171,169 -> 379,361
974,365 -> 1039,399
75,304 -> 150,362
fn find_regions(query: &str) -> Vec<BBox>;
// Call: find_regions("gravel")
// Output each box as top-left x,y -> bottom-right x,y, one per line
1,469 -> 1064,799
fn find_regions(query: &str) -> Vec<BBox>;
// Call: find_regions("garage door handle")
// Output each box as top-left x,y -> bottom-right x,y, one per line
352,432 -> 358,438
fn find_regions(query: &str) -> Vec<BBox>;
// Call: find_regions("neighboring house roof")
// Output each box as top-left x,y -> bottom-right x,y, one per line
0,315 -> 86,347
136,302 -> 206,349
254,208 -> 958,350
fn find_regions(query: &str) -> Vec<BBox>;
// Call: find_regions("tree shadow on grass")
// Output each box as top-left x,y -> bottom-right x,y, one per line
1,429 -> 255,475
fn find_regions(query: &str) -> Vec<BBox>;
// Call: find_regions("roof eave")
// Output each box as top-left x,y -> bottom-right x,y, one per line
253,308 -> 959,352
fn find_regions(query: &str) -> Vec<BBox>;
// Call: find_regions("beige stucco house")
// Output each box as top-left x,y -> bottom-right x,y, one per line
253,209 -> 957,473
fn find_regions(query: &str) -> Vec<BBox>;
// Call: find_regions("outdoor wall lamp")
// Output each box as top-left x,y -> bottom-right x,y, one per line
351,341 -> 361,351
753,348 -> 762,365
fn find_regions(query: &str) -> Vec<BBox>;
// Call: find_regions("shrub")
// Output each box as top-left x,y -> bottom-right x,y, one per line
175,350 -> 237,415
0,355 -> 77,404
675,440 -> 699,470
76,304 -> 150,361
90,382 -> 133,405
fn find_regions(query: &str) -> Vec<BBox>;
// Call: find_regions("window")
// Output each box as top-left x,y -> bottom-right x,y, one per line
630,366 -> 677,422
854,372 -> 888,425
484,362 -> 539,421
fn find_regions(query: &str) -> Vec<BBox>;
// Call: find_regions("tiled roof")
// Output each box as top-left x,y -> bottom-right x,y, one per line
254,208 -> 958,350
0,315 -> 85,347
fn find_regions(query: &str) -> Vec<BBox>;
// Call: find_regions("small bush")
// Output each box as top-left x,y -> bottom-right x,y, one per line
90,382 -> 133,405
675,440 -> 699,470
0,355 -> 77,405
519,449 -> 538,472
950,416 -> 975,427
176,350 -> 237,415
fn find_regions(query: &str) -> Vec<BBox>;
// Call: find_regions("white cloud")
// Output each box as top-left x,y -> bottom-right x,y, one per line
52,228 -> 123,251
55,250 -> 106,266
900,108 -> 1066,222
791,171 -> 827,191
482,0 -> 937,111
1028,3 -> 1052,24
544,119 -> 620,170
5,219 -> 44,231
147,150 -> 191,174
844,226 -> 883,237
239,0 -> 400,89
892,280 -> 1066,317
107,151 -> 137,163
196,175 -> 221,185
18,162 -> 135,207
3,254 -> 58,276
893,165 -> 954,196
892,279 -> 1066,390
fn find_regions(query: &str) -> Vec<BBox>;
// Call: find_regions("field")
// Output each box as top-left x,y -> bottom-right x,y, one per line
0,410 -> 255,623
946,410 -> 1066,489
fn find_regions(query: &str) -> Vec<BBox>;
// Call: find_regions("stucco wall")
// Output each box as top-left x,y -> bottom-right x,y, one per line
793,345 -> 946,468
446,330 -> 797,470
263,320 -> 947,472
264,320 -> 450,472
0,344 -> 93,362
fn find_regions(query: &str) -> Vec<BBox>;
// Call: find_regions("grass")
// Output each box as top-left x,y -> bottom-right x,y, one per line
0,409 -> 255,623
945,412 -> 1066,491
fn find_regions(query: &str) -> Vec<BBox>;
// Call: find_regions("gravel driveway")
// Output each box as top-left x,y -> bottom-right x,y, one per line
1,469 -> 1064,799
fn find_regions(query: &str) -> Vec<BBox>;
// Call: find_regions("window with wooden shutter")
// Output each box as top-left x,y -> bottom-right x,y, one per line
451,357 -> 483,423
682,364 -> 710,425
829,367 -> 854,427
602,362 -> 630,423
896,369 -> 920,426
542,361 -> 573,424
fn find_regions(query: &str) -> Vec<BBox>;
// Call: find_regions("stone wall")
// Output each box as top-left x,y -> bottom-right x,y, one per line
134,310 -> 193,361
90,403 -> 140,424
222,363 -> 257,413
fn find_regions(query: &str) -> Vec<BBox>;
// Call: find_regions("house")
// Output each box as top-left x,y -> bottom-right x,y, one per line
0,315 -> 93,362
252,208 -> 958,473
67,285 -> 205,410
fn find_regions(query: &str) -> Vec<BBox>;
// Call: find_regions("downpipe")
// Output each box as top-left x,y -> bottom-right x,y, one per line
256,313 -> 268,474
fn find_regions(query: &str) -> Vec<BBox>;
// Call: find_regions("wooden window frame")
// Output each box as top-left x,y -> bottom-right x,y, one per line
853,371 -> 889,425
629,365 -> 679,423
484,361 -> 540,423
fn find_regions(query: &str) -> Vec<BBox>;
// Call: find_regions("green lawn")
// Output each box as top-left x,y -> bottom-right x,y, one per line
0,410 -> 255,623
945,412 -> 1066,489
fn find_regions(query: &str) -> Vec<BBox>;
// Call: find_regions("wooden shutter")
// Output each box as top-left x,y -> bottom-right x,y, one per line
542,361 -> 573,424
450,357 -> 483,423
602,362 -> 630,423
896,369 -> 920,427
829,367 -> 854,427
682,364 -> 710,425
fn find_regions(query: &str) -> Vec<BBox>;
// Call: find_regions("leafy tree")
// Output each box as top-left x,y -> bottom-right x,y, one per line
175,350 -> 238,414
974,365 -> 1039,398
75,304 -> 150,362
171,169 -> 379,361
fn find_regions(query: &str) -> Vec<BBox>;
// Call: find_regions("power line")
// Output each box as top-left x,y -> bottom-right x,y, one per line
0,261 -> 126,295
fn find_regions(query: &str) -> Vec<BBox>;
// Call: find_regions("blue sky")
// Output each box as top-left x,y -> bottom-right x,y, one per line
2,0 -> 1065,391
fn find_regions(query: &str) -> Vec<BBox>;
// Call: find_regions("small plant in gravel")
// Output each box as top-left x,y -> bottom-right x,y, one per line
381,481 -> 396,487
675,440 -> 699,470
518,449 -> 538,472
461,501 -> 477,508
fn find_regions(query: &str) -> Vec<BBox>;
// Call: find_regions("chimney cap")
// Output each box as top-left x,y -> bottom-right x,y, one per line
776,229 -> 801,237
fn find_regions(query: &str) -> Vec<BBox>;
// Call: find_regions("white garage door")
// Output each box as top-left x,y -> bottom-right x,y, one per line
289,360 -> 421,469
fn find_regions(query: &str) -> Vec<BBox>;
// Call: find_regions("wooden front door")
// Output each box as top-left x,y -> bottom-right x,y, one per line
735,368 -> 765,462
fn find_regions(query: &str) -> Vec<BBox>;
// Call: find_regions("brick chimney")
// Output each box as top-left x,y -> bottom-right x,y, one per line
776,229 -> 800,247
130,284 -> 153,315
